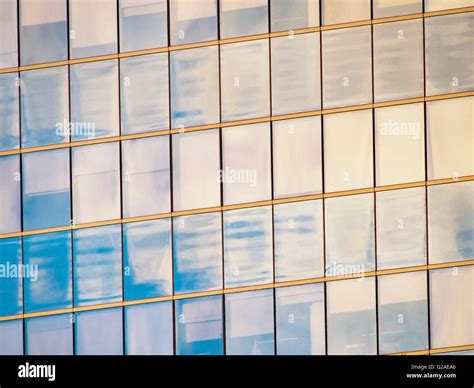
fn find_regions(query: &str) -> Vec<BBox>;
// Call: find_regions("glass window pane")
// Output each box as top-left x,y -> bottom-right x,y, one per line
322,26 -> 372,109
273,117 -> 322,198
327,277 -> 376,355
170,0 -> 218,45
173,213 -> 223,294
322,0 -> 370,25
425,13 -> 474,96
23,231 -> 72,313
225,289 -> 275,355
430,266 -> 473,348
373,0 -> 422,18
73,225 -> 122,307
75,308 -> 123,355
72,142 -> 120,224
0,238 -> 22,317
22,149 -> 71,230
373,20 -> 424,102
427,97 -> 474,180
428,181 -> 474,264
224,206 -> 273,288
274,200 -> 324,282
69,0 -> 118,59
425,0 -> 474,11
376,187 -> 427,270
70,60 -> 119,141
120,53 -> 169,135
20,0 -> 67,65
222,123 -> 271,205
175,295 -> 224,355
276,284 -> 325,355
375,103 -> 425,186
170,46 -> 220,128
122,136 -> 170,217
0,320 -> 23,355
172,129 -> 221,211
26,314 -> 73,355
324,109 -> 373,192
119,0 -> 167,52
0,73 -> 20,151
220,40 -> 270,122
123,219 -> 172,300
0,0 -> 18,69
270,0 -> 319,31
125,302 -> 173,355
220,0 -> 268,38
378,272 -> 428,354
325,194 -> 375,275
0,155 -> 21,234
271,32 -> 321,115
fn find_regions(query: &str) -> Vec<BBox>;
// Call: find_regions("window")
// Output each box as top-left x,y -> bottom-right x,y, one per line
322,26 -> 372,109
224,206 -> 273,288
122,136 -> 170,217
0,0 -> 18,69
173,213 -> 223,294
69,0 -> 118,59
123,219 -> 172,300
325,194 -> 375,275
375,103 -> 425,186
172,129 -> 221,211
175,295 -> 224,355
73,225 -> 122,307
220,40 -> 270,121
373,0 -> 422,18
23,231 -> 72,313
0,155 -> 21,234
120,54 -> 169,135
427,97 -> 473,180
276,284 -> 325,355
271,32 -> 321,115
70,60 -> 119,141
425,13 -> 474,96
327,277 -> 377,355
170,46 -> 220,128
170,0 -> 217,45
222,123 -> 271,205
324,109 -> 373,192
378,272 -> 428,354
119,0 -> 167,52
75,308 -> 123,355
19,0 -> 67,65
72,142 -> 121,224
273,117 -> 323,198
274,200 -> 324,282
430,266 -> 473,348
22,149 -> 71,230
0,73 -> 20,151
220,0 -> 268,38
425,0 -> 474,11
225,289 -> 275,355
373,20 -> 424,102
0,238 -> 22,317
270,0 -> 319,32
26,314 -> 73,355
125,302 -> 173,355
428,181 -> 473,264
376,187 -> 427,270
322,0 -> 371,25
0,320 -> 23,355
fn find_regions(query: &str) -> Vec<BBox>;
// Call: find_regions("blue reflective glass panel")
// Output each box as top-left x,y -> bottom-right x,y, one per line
22,149 -> 71,230
220,0 -> 268,38
0,320 -> 23,355
175,295 -> 224,355
224,206 -> 273,288
73,225 -> 122,307
0,155 -> 21,234
123,219 -> 172,300
225,289 -> 275,355
0,0 -> 18,69
173,213 -> 223,294
276,284 -> 325,355
0,237 -> 22,317
125,302 -> 173,355
26,314 -> 73,355
0,73 -> 20,151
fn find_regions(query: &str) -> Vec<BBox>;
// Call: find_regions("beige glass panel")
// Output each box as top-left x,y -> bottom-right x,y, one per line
425,0 -> 473,11
373,0 -> 422,18
322,0 -> 370,25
